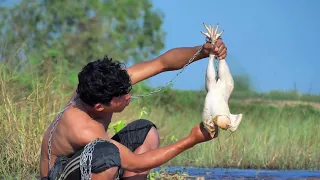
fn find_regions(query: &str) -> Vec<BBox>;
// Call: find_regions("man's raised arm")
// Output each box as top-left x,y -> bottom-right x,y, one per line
67,40 -> 226,101
126,40 -> 226,85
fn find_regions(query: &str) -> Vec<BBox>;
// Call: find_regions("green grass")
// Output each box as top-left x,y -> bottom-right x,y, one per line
1,57 -> 320,179
154,103 -> 320,170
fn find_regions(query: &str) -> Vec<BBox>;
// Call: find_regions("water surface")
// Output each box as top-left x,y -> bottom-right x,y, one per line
154,167 -> 320,180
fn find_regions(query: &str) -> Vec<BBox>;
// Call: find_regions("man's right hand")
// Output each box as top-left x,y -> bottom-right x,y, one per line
189,122 -> 218,144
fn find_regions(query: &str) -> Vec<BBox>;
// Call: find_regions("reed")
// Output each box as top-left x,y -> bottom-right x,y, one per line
0,56 -> 319,179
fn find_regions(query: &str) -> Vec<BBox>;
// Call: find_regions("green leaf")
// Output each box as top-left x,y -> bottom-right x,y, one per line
110,120 -> 126,133
170,135 -> 178,142
139,107 -> 148,119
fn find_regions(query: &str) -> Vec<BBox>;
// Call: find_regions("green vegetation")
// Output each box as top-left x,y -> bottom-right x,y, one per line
1,52 -> 320,179
1,1 -> 319,179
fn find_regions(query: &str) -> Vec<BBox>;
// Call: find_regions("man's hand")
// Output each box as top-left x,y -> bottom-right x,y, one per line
189,122 -> 218,144
202,39 -> 227,60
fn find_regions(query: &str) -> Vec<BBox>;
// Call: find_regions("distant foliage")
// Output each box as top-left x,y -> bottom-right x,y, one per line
0,0 -> 165,81
233,75 -> 253,92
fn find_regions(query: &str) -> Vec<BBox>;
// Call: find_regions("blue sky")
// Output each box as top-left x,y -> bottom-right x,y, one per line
148,0 -> 320,94
1,0 -> 319,94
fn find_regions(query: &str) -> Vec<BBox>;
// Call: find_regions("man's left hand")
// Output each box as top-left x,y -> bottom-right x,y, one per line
202,38 -> 227,59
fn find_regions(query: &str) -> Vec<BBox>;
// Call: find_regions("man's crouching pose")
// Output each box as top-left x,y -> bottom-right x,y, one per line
39,39 -> 227,180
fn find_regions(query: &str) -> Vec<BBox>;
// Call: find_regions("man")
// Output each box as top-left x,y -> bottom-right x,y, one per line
40,39 -> 227,180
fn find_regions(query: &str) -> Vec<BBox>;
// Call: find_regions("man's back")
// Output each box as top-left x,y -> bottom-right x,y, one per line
39,101 -> 103,178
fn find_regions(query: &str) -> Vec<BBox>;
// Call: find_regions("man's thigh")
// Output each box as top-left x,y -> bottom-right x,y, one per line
54,140 -> 121,180
111,119 -> 158,178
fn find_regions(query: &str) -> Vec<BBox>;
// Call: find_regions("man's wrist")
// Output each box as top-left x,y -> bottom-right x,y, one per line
199,43 -> 211,58
185,134 -> 198,148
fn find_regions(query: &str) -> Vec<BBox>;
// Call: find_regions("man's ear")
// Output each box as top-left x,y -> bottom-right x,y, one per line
94,103 -> 105,112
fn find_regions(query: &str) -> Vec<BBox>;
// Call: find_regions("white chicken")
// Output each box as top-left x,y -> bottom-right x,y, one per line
201,23 -> 243,138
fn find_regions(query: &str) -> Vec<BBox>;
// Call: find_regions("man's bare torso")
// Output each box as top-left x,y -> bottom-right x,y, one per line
39,99 -> 112,178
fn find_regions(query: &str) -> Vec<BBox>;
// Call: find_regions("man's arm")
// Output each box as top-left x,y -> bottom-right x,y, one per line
110,136 -> 194,173
126,43 -> 219,85
66,46 -> 204,102
78,121 -> 214,173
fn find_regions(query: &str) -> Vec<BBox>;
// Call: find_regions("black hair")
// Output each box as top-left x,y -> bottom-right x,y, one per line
76,56 -> 132,106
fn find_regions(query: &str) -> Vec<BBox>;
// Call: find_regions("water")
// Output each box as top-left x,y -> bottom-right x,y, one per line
154,167 -> 320,180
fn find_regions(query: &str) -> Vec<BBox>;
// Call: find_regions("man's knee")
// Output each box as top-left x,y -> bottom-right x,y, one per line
121,127 -> 160,179
134,126 -> 160,155
145,126 -> 160,149
132,119 -> 159,152
115,120 -> 159,178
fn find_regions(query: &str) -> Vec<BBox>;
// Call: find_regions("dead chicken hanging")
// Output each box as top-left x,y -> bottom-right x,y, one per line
201,23 -> 243,138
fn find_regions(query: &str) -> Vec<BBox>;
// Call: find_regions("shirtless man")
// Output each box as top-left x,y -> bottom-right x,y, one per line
39,39 -> 227,180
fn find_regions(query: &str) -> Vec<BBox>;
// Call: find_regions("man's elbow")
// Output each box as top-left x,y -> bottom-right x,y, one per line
154,55 -> 167,72
158,49 -> 177,72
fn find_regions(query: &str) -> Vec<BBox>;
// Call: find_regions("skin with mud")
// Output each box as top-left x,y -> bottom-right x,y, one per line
40,39 -> 228,179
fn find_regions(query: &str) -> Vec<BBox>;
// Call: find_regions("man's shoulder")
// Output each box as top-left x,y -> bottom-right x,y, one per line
63,107 -> 91,126
63,109 -> 106,147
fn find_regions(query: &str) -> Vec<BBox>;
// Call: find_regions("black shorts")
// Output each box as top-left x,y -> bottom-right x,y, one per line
44,119 -> 157,180
111,119 -> 157,178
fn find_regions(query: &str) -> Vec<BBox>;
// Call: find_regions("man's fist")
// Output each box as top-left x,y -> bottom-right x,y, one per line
189,122 -> 218,144
202,39 -> 227,60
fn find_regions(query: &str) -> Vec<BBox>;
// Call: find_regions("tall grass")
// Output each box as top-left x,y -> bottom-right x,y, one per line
0,54 -> 319,179
0,58 -> 71,179
156,102 -> 320,170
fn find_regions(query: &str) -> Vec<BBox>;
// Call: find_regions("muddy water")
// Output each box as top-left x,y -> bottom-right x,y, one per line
154,167 -> 320,180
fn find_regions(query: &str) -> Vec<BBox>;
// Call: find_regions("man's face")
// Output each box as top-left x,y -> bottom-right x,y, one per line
111,93 -> 131,112
91,93 -> 131,113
